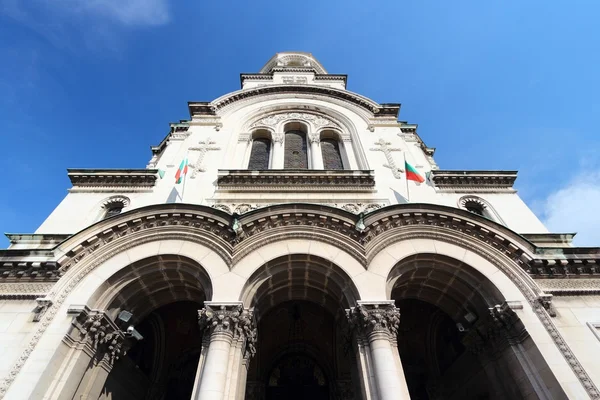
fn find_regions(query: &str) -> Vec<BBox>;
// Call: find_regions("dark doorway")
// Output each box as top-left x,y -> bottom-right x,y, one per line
266,354 -> 329,400
101,301 -> 202,400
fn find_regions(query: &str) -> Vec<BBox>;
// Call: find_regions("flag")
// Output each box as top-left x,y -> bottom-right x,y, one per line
405,161 -> 425,183
158,169 -> 165,179
175,157 -> 188,184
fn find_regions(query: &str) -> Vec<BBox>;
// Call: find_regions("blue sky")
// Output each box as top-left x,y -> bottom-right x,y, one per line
1,0 -> 599,248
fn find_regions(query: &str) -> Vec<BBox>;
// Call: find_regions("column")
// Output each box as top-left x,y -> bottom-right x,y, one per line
194,303 -> 257,400
347,301 -> 410,400
272,132 -> 284,168
308,133 -> 324,169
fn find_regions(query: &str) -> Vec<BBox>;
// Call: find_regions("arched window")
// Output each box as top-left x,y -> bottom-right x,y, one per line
284,123 -> 308,169
100,195 -> 130,220
458,196 -> 504,225
320,139 -> 343,170
104,204 -> 124,219
248,137 -> 271,170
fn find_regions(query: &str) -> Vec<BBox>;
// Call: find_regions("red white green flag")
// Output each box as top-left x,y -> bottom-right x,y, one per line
175,157 -> 188,184
405,161 -> 425,183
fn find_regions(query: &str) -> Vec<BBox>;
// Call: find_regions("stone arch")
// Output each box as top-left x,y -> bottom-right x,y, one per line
239,253 -> 360,317
89,254 -> 213,321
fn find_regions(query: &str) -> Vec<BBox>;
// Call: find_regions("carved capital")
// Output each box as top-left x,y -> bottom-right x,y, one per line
308,133 -> 320,144
272,132 -> 284,144
198,303 -> 257,358
346,302 -> 400,340
71,309 -> 130,364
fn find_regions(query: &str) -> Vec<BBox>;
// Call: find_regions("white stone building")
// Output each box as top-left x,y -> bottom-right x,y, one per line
0,52 -> 599,400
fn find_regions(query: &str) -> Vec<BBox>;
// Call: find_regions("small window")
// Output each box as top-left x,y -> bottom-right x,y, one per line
104,205 -> 123,219
466,204 -> 484,216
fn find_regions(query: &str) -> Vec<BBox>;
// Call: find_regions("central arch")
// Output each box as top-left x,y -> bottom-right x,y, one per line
241,254 -> 361,400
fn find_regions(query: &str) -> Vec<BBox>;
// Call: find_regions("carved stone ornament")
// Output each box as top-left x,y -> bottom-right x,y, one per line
189,137 -> 221,178
251,112 -> 340,130
346,303 -> 400,340
370,138 -> 404,179
33,298 -> 52,322
308,132 -> 320,144
74,310 -> 130,364
272,132 -> 284,144
198,304 -> 257,358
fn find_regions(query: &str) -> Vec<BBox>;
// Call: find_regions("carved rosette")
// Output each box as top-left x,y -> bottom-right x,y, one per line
198,304 -> 257,358
346,303 -> 400,341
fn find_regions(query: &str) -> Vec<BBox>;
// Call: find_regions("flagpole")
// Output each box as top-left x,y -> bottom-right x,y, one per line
404,152 -> 410,202
181,151 -> 189,203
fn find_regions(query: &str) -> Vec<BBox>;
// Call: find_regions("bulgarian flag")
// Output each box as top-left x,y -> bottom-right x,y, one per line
175,157 -> 188,184
405,160 -> 425,183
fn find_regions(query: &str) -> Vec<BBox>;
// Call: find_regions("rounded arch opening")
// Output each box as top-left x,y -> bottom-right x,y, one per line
242,254 -> 361,400
87,255 -> 212,400
388,253 -> 565,400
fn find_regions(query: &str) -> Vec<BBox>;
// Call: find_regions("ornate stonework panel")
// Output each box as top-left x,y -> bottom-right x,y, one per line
250,112 -> 340,130
198,303 -> 257,358
0,283 -> 55,299
284,131 -> 308,169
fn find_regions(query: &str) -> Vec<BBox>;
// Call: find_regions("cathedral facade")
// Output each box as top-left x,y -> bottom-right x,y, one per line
1,52 -> 599,400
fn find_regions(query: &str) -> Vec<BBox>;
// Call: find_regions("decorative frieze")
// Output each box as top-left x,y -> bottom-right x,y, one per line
346,302 -> 400,340
250,112 -> 340,130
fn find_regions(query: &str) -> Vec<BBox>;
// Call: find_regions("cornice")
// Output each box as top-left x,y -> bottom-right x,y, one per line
189,85 -> 397,118
216,169 -> 376,192
3,203 -> 600,281
430,170 -> 517,192
67,169 -> 158,189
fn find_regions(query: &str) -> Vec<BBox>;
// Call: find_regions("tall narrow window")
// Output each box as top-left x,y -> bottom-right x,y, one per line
248,138 -> 271,169
284,130 -> 308,169
321,139 -> 344,170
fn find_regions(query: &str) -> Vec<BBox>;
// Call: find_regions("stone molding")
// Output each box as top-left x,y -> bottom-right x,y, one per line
535,279 -> 600,295
346,302 -> 400,341
430,170 -> 517,193
67,169 -> 158,190
216,169 -> 376,192
198,303 -> 257,358
190,85 -> 398,118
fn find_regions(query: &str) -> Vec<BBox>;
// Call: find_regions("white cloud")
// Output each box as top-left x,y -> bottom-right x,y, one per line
2,0 -> 170,27
539,171 -> 600,247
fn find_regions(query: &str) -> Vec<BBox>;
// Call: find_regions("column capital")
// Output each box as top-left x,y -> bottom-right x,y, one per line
272,132 -> 284,144
67,307 -> 132,366
308,132 -> 320,144
198,302 -> 257,358
346,301 -> 400,340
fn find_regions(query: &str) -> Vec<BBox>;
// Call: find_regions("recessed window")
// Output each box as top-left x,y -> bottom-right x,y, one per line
466,204 -> 484,216
248,137 -> 271,170
104,204 -> 123,219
